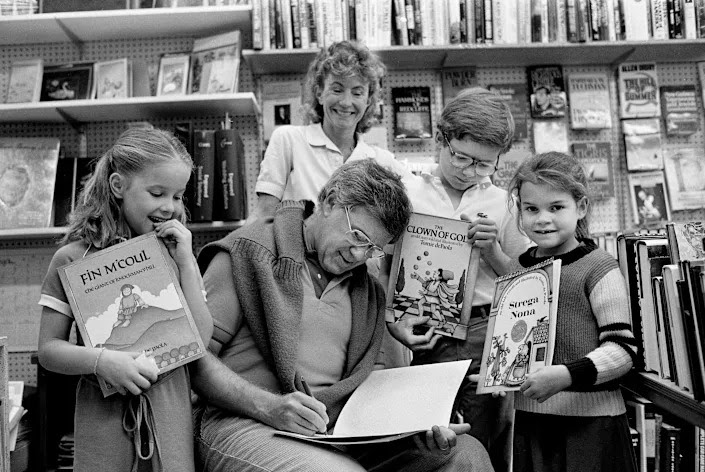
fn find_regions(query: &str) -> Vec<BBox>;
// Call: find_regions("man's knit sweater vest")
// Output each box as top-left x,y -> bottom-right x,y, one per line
197,200 -> 386,425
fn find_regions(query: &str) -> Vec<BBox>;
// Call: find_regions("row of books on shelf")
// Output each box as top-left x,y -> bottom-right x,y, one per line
0,0 -> 246,16
625,391 -> 705,472
3,29 -> 240,104
251,0 -> 705,50
0,123 -> 247,231
618,222 -> 705,404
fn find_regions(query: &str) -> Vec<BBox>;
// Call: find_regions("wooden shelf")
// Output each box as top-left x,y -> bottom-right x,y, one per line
0,6 -> 251,46
243,39 -> 705,74
622,372 -> 705,429
0,93 -> 258,124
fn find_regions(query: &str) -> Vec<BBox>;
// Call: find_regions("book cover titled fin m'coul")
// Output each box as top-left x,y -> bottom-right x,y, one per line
58,233 -> 205,396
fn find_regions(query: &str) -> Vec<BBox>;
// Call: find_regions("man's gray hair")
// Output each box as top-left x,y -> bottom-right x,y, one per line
317,160 -> 411,242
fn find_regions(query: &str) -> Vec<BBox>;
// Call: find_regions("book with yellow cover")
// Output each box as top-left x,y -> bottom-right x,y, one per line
477,258 -> 561,394
58,233 -> 205,397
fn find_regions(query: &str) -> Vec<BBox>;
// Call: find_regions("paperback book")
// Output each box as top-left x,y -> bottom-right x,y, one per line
392,86 -> 433,140
386,213 -> 476,340
58,233 -> 206,397
477,258 -> 561,394
666,221 -> 705,265
5,58 -> 43,103
527,65 -> 566,119
488,83 -> 529,141
571,141 -> 615,199
660,85 -> 699,136
491,148 -> 532,191
662,148 -> 705,211
0,137 -> 60,230
532,120 -> 569,154
622,118 -> 663,171
618,62 -> 660,118
261,79 -> 304,145
567,72 -> 612,129
440,67 -> 477,105
627,171 -> 671,229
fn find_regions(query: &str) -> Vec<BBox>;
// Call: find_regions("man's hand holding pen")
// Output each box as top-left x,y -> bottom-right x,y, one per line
301,378 -> 329,435
259,383 -> 329,436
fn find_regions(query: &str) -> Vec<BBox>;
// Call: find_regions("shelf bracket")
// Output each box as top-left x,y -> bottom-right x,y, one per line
55,108 -> 83,133
54,18 -> 85,58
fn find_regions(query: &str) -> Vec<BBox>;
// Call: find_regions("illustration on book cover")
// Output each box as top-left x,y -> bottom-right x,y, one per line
477,259 -> 561,394
386,213 -> 473,340
59,233 -> 206,396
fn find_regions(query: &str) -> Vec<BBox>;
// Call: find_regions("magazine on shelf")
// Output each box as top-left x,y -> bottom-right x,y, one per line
477,258 -> 561,394
58,233 -> 206,397
274,360 -> 471,445
386,212 -> 477,341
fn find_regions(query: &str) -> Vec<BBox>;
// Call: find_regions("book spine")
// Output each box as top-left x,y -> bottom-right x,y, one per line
190,130 -> 216,222
696,0 -> 705,37
290,0 -> 303,48
483,0 -> 493,42
306,0 -> 318,47
474,0 -> 485,43
347,0 -> 356,40
652,0 -> 669,40
672,0 -> 684,37
684,0 -> 697,37
252,0 -> 264,49
547,0 -> 558,41
555,0 -> 567,41
214,128 -> 247,221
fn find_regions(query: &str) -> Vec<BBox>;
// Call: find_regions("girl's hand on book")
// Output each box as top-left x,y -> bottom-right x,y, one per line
154,219 -> 193,269
261,391 -> 329,436
386,318 -> 441,352
96,350 -> 159,396
519,364 -> 572,403
466,374 -> 507,398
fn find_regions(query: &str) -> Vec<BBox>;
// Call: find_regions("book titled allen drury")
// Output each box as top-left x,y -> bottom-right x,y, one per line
477,258 -> 561,394
386,213 -> 476,341
58,233 -> 206,397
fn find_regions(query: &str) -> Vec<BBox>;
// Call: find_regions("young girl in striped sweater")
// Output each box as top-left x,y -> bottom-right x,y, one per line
507,152 -> 639,472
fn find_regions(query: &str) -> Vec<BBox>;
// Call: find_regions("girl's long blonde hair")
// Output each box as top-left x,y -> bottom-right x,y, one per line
62,128 -> 192,248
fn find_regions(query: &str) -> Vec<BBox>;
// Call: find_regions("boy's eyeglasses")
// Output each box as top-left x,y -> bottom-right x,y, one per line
442,134 -> 498,176
344,206 -> 385,259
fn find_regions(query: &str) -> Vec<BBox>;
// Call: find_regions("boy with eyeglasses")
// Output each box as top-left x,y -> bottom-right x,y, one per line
389,86 -> 532,472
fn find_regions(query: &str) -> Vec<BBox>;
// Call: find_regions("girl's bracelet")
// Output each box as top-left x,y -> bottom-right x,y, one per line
93,347 -> 106,376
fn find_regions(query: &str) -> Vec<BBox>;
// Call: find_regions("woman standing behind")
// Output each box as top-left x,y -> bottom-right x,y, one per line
254,40 -> 408,218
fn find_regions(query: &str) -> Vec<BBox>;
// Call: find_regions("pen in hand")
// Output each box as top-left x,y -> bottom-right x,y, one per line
301,378 -> 328,435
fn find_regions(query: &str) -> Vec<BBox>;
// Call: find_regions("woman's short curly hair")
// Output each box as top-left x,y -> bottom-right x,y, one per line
301,40 -> 386,134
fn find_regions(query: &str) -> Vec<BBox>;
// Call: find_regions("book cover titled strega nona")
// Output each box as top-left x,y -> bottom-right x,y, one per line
58,233 -> 205,396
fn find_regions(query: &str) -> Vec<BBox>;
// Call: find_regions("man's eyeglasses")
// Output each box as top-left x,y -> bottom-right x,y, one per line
344,206 -> 385,259
442,134 -> 497,176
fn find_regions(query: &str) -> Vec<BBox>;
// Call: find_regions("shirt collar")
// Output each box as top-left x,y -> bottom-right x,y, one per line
304,123 -> 374,158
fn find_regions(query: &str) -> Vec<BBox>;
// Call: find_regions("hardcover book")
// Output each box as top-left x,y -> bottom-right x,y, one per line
189,30 -> 241,95
622,118 -> 663,171
0,137 -> 60,230
662,148 -> 705,211
618,62 -> 660,118
627,171 -> 671,229
391,86 -> 432,140
488,83 -> 529,141
40,62 -> 94,101
52,157 -> 94,227
660,85 -> 699,136
213,126 -> 247,221
189,130 -> 216,222
93,58 -> 130,99
57,233 -> 206,397
440,67 -> 477,105
477,258 -> 561,394
386,213 -> 476,340
527,65 -> 566,119
567,72 -> 612,129
5,58 -> 43,103
571,141 -> 615,199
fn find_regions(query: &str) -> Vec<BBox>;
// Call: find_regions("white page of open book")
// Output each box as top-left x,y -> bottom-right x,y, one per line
330,359 -> 471,437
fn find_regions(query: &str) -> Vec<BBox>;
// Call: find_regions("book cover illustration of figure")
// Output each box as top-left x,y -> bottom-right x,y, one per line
58,233 -> 206,396
477,258 -> 561,394
527,65 -> 566,119
627,171 -> 671,229
386,213 -> 474,340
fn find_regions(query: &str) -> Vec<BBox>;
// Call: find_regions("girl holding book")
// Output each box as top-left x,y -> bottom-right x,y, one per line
506,152 -> 639,472
37,127 -> 213,472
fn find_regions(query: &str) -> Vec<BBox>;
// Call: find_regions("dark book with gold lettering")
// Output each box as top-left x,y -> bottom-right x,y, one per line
386,212 -> 476,341
58,233 -> 206,397
476,258 -> 561,394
